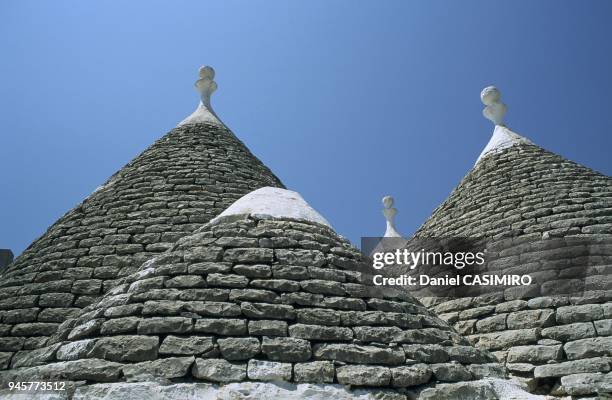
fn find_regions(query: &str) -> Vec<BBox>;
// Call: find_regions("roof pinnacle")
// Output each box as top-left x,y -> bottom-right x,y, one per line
481,86 -> 507,126
177,65 -> 222,127
382,195 -> 402,238
195,66 -> 217,108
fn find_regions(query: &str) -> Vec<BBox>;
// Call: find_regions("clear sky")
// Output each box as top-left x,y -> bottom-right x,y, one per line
1,1 -> 611,256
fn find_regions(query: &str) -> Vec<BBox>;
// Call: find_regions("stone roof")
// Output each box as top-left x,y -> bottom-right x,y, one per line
0,68 -> 284,367
412,124 -> 612,397
1,76 -> 608,398
0,188 -> 522,399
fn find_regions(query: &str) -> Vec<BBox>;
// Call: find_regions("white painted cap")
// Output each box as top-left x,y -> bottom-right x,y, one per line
211,187 -> 332,228
476,125 -> 534,164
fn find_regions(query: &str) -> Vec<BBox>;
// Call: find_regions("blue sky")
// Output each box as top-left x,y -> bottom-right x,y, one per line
1,1 -> 611,255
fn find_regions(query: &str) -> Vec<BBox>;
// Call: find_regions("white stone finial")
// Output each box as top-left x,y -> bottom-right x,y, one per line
382,195 -> 402,238
177,65 -> 222,127
481,86 -> 507,126
195,66 -> 217,108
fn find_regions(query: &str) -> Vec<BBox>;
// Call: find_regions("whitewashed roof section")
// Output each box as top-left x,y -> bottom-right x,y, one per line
212,187 -> 332,228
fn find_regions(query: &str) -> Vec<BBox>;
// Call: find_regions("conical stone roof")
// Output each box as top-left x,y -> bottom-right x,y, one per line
0,187 -> 521,400
412,88 -> 612,397
0,67 -> 283,367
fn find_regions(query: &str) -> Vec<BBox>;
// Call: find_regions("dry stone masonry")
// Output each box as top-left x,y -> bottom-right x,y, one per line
0,67 -> 283,372
0,201 -> 511,399
411,88 -> 612,397
0,74 -> 609,399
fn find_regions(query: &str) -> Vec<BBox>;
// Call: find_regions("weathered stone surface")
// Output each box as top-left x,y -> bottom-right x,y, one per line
261,337 -> 311,362
250,279 -> 300,292
194,318 -> 247,335
192,358 -> 246,382
475,314 -> 507,333
218,337 -> 260,360
56,339 -> 96,361
336,365 -> 391,386
275,249 -> 325,267
594,319 -> 612,336
271,265 -> 309,280
224,248 -> 274,263
247,359 -> 292,381
11,344 -> 61,368
313,343 -> 405,365
391,364 -> 432,387
446,345 -> 495,364
506,309 -> 555,329
560,372 -> 612,396
68,381 -> 417,400
233,264 -> 272,278
563,336 -> 612,360
0,337 -> 25,352
534,357 -> 611,378
4,308 -> 38,324
419,381 -> 498,400
430,363 -> 472,382
293,361 -> 334,383
459,306 -> 495,320
352,326 -> 402,343
122,356 -> 194,381
229,288 -> 278,303
104,304 -> 143,318
471,328 -> 540,351
297,308 -> 341,326
394,328 -> 458,345
0,353 -> 11,370
402,344 -> 449,363
100,317 -> 140,335
159,335 -> 214,355
300,280 -> 345,296
241,302 -> 295,320
506,344 -> 563,363
68,319 -> 103,340
556,304 -> 604,324
288,324 -> 353,341
39,293 -> 74,308
248,320 -> 287,336
137,317 -> 192,334
541,322 -> 596,342
507,363 -> 535,373
42,359 -> 123,382
495,300 -> 528,313
321,297 -> 365,311
165,275 -> 206,288
207,273 -> 249,288
468,363 -> 507,379
13,322 -> 60,337
454,319 -> 476,336
89,335 -> 159,362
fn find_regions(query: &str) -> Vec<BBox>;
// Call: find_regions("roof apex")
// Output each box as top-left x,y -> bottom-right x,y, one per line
476,125 -> 534,165
178,66 -> 223,127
